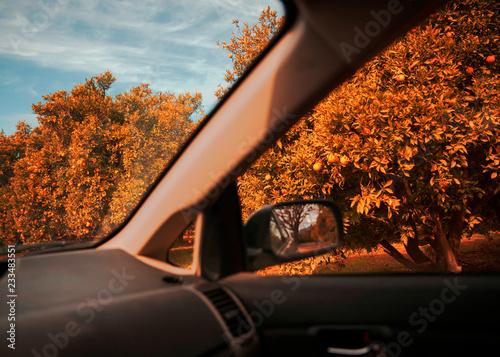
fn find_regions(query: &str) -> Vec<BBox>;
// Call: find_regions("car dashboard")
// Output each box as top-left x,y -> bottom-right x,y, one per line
0,249 -> 260,357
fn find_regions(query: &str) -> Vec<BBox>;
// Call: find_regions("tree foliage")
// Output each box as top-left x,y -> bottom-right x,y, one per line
0,71 -> 201,244
215,6 -> 284,100
1,0 -> 498,275
227,0 -> 500,272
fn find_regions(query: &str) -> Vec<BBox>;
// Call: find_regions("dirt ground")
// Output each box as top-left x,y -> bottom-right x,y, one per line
320,233 -> 500,274
456,234 -> 500,273
261,233 -> 500,275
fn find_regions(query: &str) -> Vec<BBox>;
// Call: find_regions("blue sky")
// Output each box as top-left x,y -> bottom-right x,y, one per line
0,0 -> 283,135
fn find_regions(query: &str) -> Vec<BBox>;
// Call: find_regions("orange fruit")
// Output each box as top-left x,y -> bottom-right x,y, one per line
340,156 -> 350,165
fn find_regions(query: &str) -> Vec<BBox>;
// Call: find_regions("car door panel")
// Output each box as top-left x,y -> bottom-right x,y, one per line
222,272 -> 500,356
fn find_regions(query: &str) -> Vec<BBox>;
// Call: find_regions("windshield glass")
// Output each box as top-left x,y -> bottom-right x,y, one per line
0,0 -> 284,252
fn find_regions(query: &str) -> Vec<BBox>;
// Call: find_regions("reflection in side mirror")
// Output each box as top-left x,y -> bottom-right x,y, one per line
270,203 -> 340,258
244,199 -> 343,271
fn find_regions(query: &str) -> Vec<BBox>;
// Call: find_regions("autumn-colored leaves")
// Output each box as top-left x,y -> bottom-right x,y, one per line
0,72 -> 201,244
1,0 -> 498,275
215,7 -> 284,100
405,20 -> 496,83
236,0 -> 500,272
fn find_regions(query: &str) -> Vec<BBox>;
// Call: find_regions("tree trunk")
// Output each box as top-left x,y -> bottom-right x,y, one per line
405,217 -> 432,264
433,216 -> 461,273
447,209 -> 465,258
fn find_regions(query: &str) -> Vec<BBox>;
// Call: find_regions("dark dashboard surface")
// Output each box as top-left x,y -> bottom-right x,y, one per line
0,249 -> 256,357
2,248 -> 499,357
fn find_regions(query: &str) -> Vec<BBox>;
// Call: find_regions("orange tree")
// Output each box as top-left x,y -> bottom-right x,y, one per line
215,6 -> 284,100
224,0 -> 500,272
0,122 -> 32,244
0,71 -> 201,244
105,85 -> 201,228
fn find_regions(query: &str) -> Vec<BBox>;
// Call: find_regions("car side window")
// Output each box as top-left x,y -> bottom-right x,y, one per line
166,221 -> 196,269
237,0 -> 500,276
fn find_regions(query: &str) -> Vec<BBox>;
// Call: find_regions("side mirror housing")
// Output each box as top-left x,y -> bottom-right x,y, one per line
244,199 -> 343,271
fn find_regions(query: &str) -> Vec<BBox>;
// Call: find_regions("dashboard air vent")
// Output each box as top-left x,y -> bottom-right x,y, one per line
203,288 -> 252,337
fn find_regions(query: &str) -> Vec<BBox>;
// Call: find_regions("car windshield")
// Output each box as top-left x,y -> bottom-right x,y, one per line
0,0 -> 284,253
1,0 -> 499,275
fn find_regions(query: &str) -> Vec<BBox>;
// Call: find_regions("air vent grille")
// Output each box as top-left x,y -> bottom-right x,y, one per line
204,288 -> 252,337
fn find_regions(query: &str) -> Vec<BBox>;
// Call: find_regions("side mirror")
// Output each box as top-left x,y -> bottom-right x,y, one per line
244,199 -> 343,271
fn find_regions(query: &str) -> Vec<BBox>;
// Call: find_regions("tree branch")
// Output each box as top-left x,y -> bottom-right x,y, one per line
379,239 -> 419,271
362,214 -> 391,227
405,215 -> 433,264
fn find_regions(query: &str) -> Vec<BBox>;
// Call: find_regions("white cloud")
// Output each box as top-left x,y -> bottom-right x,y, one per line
0,0 -> 283,114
